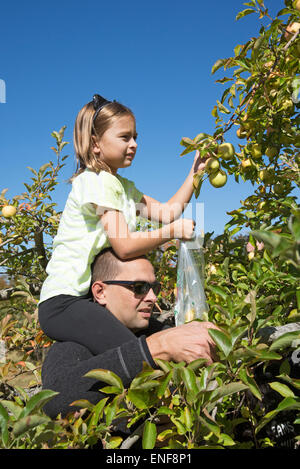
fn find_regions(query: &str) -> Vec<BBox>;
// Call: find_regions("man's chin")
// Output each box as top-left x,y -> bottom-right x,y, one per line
131,318 -> 150,333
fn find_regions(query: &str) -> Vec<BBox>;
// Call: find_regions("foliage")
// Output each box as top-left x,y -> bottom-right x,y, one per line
0,0 -> 300,450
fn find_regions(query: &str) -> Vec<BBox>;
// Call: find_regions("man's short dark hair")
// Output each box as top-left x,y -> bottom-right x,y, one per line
91,247 -> 122,283
91,247 -> 148,284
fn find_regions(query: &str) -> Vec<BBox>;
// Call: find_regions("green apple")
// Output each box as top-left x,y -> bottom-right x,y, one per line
205,157 -> 220,172
1,205 -> 17,218
250,143 -> 262,160
217,142 -> 235,160
282,99 -> 294,115
259,168 -> 275,185
265,147 -> 278,160
209,170 -> 228,188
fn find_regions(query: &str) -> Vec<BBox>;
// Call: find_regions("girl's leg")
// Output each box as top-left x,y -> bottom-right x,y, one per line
38,295 -> 136,355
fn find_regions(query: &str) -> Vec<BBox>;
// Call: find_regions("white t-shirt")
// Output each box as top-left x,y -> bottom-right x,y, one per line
39,169 -> 144,303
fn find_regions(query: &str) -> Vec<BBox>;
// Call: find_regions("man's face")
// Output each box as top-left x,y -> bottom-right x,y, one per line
92,257 -> 157,331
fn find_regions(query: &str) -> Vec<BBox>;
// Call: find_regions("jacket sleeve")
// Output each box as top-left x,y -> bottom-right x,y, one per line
42,334 -> 157,419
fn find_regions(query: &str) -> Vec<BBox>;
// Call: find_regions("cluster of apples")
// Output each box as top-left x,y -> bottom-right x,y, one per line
204,142 -> 235,188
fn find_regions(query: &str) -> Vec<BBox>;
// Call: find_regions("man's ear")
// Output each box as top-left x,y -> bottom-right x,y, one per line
91,281 -> 107,306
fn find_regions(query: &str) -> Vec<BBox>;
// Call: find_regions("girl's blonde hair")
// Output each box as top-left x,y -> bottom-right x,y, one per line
71,98 -> 135,180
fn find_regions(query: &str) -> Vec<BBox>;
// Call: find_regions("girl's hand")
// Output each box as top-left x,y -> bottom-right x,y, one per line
192,150 -> 210,173
171,218 -> 195,240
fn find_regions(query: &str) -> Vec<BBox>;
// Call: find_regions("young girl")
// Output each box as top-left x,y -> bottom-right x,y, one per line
38,94 -> 206,354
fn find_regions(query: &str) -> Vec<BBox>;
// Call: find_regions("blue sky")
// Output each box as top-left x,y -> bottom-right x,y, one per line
0,0 -> 287,236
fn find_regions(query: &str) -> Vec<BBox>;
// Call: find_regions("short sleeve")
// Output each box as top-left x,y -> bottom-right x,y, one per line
116,175 -> 144,204
74,170 -> 125,213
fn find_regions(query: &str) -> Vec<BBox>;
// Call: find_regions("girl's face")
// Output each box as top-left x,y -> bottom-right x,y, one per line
93,115 -> 138,174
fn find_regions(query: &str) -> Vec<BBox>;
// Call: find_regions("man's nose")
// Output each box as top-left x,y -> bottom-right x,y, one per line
145,287 -> 157,303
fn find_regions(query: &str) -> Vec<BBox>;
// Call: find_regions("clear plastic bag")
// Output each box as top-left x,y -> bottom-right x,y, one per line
174,235 -> 208,326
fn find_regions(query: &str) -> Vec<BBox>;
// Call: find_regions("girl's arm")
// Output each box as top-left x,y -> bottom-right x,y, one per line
100,209 -> 195,259
137,151 -> 207,224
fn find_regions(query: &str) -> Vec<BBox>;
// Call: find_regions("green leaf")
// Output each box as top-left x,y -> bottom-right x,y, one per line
84,368 -> 124,391
127,389 -> 149,410
0,402 -> 9,447
208,329 -> 233,358
157,371 -> 172,398
13,415 -> 51,437
142,421 -> 157,449
236,8 -> 255,21
208,382 -> 249,407
269,382 -> 295,398
19,390 -> 59,418
181,367 -> 198,395
70,399 -> 96,411
238,368 -> 262,400
269,330 -> 300,351
156,406 -> 175,416
211,58 -> 226,75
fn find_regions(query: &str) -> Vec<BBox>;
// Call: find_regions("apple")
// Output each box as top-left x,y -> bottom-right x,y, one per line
217,142 -> 235,160
293,0 -> 300,12
250,143 -> 262,160
208,264 -> 217,275
205,157 -> 220,172
265,147 -> 278,160
259,168 -> 275,185
209,170 -> 228,188
236,127 -> 247,139
282,99 -> 294,115
1,205 -> 17,218
241,158 -> 254,170
284,22 -> 300,41
185,308 -> 196,322
248,252 -> 255,261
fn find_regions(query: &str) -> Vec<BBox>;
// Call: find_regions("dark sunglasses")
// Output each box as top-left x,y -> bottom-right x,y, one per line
103,280 -> 161,296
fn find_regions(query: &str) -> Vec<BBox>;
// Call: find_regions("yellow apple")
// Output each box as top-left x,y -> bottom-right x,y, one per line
205,157 -> 220,172
217,142 -> 235,160
241,158 -> 254,170
185,308 -> 196,322
293,0 -> 300,12
209,170 -> 228,188
250,143 -> 262,160
208,264 -> 217,275
284,22 -> 300,41
236,127 -> 248,139
1,205 -> 17,218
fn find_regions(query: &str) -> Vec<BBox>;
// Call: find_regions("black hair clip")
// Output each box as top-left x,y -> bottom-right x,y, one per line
92,94 -> 112,123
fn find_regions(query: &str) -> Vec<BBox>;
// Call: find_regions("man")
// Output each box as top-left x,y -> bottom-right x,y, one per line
41,247 -> 217,420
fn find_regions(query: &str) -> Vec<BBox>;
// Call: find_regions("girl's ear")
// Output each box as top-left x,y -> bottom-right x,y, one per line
91,135 -> 101,155
91,281 -> 107,306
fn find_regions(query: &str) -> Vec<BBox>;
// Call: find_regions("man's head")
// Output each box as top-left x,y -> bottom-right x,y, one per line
91,248 -> 159,331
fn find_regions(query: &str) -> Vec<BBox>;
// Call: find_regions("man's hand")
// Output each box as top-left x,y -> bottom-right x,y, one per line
146,321 -> 219,365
